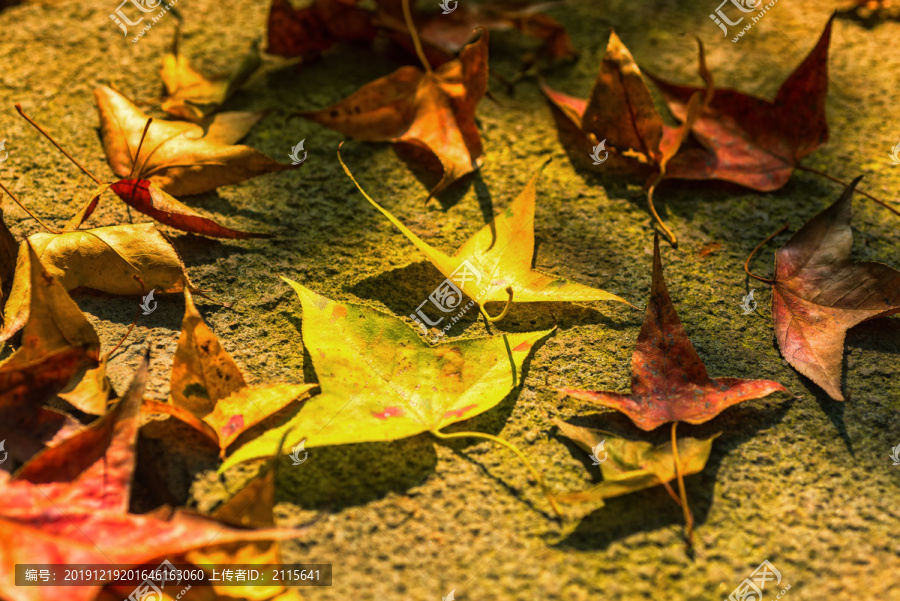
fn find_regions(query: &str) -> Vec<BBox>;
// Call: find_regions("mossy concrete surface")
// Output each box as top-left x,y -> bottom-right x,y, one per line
1,0 -> 899,599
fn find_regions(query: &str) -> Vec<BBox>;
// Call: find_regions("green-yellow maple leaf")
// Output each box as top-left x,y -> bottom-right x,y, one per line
340,149 -> 633,323
222,280 -> 559,513
554,417 -> 716,511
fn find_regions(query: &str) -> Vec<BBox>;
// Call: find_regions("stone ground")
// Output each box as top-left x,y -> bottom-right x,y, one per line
1,0 -> 899,599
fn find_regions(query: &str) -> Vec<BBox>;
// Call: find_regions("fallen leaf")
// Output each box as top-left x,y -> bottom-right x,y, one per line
265,0 -> 377,59
2,223 -> 194,340
221,281 -> 552,469
109,178 -> 274,239
57,355 -> 112,416
561,235 -> 787,431
96,85 -> 294,197
0,208 -> 18,315
344,158 -> 632,322
300,30 -> 488,196
160,26 -> 262,121
0,354 -> 302,601
376,0 -> 576,66
182,457 -> 298,601
553,417 -> 716,505
770,177 -> 900,400
143,288 -> 316,456
649,15 -> 834,191
541,30 -> 708,241
0,243 -> 100,416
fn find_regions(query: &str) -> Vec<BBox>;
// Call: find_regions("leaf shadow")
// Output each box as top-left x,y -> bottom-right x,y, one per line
552,399 -> 792,551
847,316 -> 900,354
166,233 -> 256,270
272,435 -> 439,510
393,142 -> 475,209
348,261 -> 635,338
175,190 -> 279,233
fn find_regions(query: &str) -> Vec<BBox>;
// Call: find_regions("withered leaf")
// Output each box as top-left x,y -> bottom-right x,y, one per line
650,15 -> 834,191
1,355 -> 302,601
96,85 -> 294,197
266,0 -> 377,59
771,178 -> 900,400
142,288 -> 316,457
2,223 -> 194,341
0,207 -> 18,314
561,235 -> 787,431
0,243 -> 100,421
301,30 -> 488,196
109,178 -> 274,239
160,27 -> 262,121
553,417 -> 717,507
541,30 -> 707,241
376,0 -> 576,66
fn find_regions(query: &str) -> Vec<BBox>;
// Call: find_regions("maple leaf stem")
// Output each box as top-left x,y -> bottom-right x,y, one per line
646,182 -> 677,246
479,286 -> 514,324
129,118 -> 154,179
660,480 -> 683,507
402,0 -> 433,74
0,180 -> 60,234
796,164 -> 900,219
431,428 -> 562,519
744,222 -> 790,284
14,103 -> 102,185
670,421 -> 694,547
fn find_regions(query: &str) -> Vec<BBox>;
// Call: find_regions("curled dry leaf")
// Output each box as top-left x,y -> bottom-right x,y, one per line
344,158 -> 632,323
221,281 -> 553,470
770,178 -> 900,400
0,243 -> 100,416
142,288 -> 316,457
553,417 -> 717,507
109,178 -> 274,239
57,355 -> 112,416
1,354 -> 304,601
561,235 -> 787,431
0,207 -> 17,314
541,30 -> 708,241
160,27 -> 262,121
2,223 -> 193,341
301,30 -> 488,196
650,15 -> 834,191
95,85 -> 294,197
